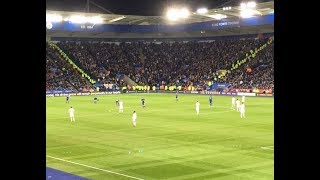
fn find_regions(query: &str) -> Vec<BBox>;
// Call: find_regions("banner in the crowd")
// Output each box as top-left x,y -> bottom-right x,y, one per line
210,83 -> 229,89
103,84 -> 115,89
236,89 -> 252,93
116,74 -> 125,78
216,70 -> 227,77
252,88 -> 273,94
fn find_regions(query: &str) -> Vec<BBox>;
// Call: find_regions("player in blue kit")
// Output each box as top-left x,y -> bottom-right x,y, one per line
209,95 -> 213,106
141,98 -> 145,108
94,97 -> 99,104
176,92 -> 178,102
66,94 -> 70,104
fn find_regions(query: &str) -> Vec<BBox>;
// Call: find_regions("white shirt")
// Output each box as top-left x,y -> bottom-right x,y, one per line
242,96 -> 245,102
236,100 -> 240,107
132,113 -> 137,119
119,101 -> 123,108
196,102 -> 200,109
68,108 -> 75,116
232,97 -> 235,104
240,104 -> 245,112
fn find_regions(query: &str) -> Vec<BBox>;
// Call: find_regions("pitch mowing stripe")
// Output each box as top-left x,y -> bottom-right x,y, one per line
47,155 -> 144,180
47,105 -> 234,120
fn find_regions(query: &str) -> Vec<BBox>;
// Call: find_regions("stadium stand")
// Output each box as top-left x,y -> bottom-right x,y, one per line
54,37 -> 273,92
46,43 -> 93,92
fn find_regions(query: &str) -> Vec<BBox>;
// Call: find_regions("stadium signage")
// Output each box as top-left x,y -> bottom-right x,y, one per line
191,91 -> 199,94
46,90 -> 72,94
46,91 -> 121,97
220,92 -> 237,95
81,25 -> 94,29
212,21 -> 239,27
127,91 -> 146,93
49,14 -> 273,33
202,91 -> 220,95
237,92 -> 256,96
256,93 -> 273,97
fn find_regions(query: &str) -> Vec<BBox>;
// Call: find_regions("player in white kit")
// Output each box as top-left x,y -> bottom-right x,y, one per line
68,106 -> 75,122
242,95 -> 245,103
231,96 -> 236,109
132,111 -> 137,127
119,100 -> 124,113
196,101 -> 200,115
236,99 -> 240,112
240,102 -> 245,118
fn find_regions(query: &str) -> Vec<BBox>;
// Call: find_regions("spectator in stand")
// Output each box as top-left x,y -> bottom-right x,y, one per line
46,43 -> 93,92
47,36 -> 273,91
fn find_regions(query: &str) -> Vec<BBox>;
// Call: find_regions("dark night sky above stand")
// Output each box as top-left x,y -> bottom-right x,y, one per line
46,0 -> 272,16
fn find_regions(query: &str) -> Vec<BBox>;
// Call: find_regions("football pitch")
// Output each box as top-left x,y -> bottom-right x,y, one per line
46,93 -> 274,180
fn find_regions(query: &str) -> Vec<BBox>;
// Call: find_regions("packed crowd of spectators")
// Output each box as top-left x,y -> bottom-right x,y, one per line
56,38 -> 273,89
227,42 -> 274,90
46,43 -> 93,92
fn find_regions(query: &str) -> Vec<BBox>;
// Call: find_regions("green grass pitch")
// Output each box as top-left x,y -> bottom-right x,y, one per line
46,93 -> 274,180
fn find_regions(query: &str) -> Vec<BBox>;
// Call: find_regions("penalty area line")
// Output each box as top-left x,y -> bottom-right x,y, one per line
46,155 -> 144,180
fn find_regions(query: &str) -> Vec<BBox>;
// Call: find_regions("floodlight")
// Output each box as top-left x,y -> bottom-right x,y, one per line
209,14 -> 227,20
46,22 -> 53,29
240,3 -> 247,9
68,15 -> 88,24
179,8 -> 190,18
166,7 -> 190,21
89,16 -> 103,24
240,9 -> 254,18
247,1 -> 256,8
197,8 -> 208,14
166,9 -> 179,21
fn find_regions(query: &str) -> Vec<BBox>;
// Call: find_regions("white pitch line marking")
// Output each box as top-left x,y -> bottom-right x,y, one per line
46,155 -> 144,180
261,146 -> 274,150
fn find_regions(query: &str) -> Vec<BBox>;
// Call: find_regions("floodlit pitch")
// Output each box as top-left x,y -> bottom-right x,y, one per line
47,93 -> 273,179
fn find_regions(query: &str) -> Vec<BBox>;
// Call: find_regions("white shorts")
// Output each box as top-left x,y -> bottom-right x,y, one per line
70,115 -> 74,118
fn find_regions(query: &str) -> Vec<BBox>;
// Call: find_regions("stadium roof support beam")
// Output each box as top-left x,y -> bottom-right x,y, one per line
90,0 -> 114,14
128,17 -> 148,24
86,0 -> 90,13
